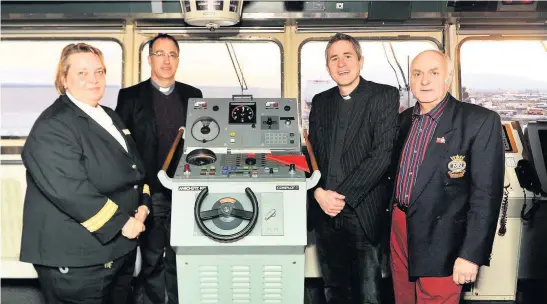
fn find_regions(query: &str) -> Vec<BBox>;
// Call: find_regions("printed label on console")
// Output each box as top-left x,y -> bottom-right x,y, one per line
178,186 -> 207,191
276,185 -> 299,190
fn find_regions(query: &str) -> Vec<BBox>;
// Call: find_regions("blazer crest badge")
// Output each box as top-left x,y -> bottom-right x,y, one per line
448,155 -> 466,178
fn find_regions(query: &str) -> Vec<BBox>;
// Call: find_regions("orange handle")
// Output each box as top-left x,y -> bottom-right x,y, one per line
161,127 -> 185,172
303,129 -> 319,172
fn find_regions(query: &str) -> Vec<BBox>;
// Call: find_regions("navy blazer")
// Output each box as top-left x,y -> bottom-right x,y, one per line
115,79 -> 202,196
391,94 -> 504,277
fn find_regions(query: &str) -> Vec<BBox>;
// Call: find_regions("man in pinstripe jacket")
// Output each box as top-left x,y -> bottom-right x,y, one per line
308,33 -> 400,304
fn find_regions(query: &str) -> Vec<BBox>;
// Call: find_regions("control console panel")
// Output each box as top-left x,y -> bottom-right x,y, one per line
183,98 -> 300,152
175,98 -> 305,180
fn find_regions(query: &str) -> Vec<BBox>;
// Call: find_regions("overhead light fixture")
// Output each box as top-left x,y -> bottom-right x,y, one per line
180,0 -> 244,31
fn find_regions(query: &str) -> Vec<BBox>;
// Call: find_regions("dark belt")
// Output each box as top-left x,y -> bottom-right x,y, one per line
394,201 -> 408,214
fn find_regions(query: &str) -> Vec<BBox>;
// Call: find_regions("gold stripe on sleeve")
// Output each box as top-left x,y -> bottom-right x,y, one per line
143,184 -> 150,195
81,199 -> 118,232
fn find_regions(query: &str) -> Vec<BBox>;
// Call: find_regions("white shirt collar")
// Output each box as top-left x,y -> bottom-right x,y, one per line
65,91 -> 128,153
66,92 -> 112,125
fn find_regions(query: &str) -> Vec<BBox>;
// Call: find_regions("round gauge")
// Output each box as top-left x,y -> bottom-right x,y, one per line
231,105 -> 254,123
191,117 -> 220,143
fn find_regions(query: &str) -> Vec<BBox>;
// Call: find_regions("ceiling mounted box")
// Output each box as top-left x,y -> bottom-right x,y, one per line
368,1 -> 411,21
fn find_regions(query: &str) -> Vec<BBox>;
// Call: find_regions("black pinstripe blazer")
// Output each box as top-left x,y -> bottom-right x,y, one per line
308,77 -> 400,244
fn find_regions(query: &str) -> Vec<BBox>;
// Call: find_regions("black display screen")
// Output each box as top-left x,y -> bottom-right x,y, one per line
502,126 -> 513,152
538,130 -> 547,173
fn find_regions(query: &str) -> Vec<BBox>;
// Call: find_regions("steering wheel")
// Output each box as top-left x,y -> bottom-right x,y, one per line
194,186 -> 259,242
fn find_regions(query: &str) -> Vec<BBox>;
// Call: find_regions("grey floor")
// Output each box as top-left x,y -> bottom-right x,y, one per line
2,278 -> 546,304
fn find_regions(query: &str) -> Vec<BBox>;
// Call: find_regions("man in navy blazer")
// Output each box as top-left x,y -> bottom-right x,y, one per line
390,50 -> 504,303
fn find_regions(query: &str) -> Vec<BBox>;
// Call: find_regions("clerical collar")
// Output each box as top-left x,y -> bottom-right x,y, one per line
151,79 -> 175,95
341,95 -> 351,100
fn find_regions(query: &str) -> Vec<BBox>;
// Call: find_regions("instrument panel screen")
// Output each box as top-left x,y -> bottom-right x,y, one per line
502,126 -> 513,152
502,123 -> 520,153
229,102 -> 256,124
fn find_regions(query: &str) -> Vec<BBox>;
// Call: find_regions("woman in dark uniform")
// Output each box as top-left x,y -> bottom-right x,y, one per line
20,42 -> 150,304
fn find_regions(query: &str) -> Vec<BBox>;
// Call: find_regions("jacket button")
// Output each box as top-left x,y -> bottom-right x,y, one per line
436,216 -> 441,220
134,185 -> 138,189
132,164 -> 137,169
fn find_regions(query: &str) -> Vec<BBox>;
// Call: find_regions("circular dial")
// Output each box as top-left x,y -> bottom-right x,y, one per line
191,117 -> 220,143
231,105 -> 254,123
186,148 -> 216,166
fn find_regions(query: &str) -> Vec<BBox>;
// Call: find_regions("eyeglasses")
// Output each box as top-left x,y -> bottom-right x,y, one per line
150,51 -> 179,59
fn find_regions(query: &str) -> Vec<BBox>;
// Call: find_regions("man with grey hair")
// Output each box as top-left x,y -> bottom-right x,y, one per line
389,49 -> 504,303
307,32 -> 400,303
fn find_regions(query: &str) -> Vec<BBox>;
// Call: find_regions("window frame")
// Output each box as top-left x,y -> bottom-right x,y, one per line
456,35 -> 547,100
297,36 -> 443,129
138,36 -> 285,97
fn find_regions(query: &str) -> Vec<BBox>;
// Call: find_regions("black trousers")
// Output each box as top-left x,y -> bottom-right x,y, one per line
135,193 -> 177,304
34,249 -> 137,304
315,208 -> 383,304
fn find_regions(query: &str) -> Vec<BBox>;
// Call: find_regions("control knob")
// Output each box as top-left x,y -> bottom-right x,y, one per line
289,164 -> 296,174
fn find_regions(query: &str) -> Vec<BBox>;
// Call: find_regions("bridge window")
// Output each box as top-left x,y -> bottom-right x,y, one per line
0,40 -> 123,139
140,40 -> 282,98
299,39 -> 439,130
459,39 -> 547,125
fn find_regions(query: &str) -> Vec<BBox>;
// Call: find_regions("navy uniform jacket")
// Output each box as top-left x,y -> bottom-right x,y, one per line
390,94 -> 504,277
20,95 -> 150,267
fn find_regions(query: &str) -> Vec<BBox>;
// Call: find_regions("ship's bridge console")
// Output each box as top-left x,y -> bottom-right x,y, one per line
158,96 -> 319,304
463,121 -> 547,301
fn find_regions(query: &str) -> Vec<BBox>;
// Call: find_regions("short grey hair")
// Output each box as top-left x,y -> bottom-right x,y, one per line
325,33 -> 362,63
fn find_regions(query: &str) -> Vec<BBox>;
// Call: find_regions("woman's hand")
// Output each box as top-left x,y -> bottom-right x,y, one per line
135,205 -> 149,223
121,217 -> 145,239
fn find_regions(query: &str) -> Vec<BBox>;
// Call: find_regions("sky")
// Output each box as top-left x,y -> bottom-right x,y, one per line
140,40 -> 281,90
2,38 -> 546,136
0,40 -> 123,85
300,40 -> 440,100
460,40 -> 547,84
